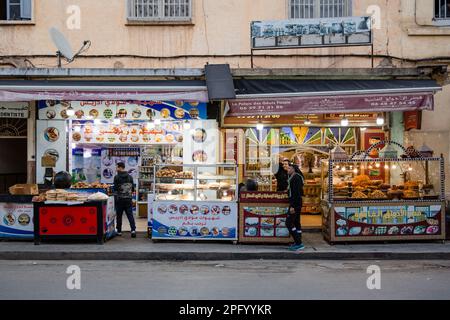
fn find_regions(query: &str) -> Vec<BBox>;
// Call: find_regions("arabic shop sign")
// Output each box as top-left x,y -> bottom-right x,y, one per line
251,16 -> 372,49
227,93 -> 434,116
0,102 -> 29,118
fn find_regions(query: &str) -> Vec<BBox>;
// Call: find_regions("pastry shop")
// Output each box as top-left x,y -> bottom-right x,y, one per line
221,78 -> 446,243
321,141 -> 446,243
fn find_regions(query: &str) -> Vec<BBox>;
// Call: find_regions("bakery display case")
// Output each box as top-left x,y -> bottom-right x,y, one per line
321,153 -> 446,243
151,164 -> 239,241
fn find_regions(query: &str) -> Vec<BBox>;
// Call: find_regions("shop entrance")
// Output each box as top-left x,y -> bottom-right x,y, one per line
0,118 -> 28,193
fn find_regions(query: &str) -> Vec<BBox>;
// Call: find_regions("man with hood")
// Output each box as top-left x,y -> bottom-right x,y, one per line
114,162 -> 136,238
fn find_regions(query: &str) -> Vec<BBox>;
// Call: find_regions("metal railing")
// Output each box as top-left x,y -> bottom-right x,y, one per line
435,0 -> 450,19
290,0 -> 352,19
128,0 -> 191,21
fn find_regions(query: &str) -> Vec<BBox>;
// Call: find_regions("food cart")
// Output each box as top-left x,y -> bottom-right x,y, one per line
33,190 -> 115,244
151,163 -> 239,240
321,141 -> 446,243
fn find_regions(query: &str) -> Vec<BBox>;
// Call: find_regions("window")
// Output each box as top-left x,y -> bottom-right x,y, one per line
0,0 -> 32,21
289,0 -> 352,19
127,0 -> 191,22
435,0 -> 450,19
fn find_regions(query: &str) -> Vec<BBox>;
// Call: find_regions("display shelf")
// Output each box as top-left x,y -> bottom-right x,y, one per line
153,163 -> 239,202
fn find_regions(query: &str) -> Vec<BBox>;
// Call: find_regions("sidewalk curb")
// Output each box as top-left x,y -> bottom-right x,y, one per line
1,251 -> 450,260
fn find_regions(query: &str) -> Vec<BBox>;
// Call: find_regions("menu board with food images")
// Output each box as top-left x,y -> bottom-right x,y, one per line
36,120 -> 68,184
333,203 -> 445,240
100,148 -> 140,184
152,201 -> 238,240
38,100 -> 207,121
239,204 -> 292,243
71,148 -> 102,183
71,120 -> 184,145
0,203 -> 34,239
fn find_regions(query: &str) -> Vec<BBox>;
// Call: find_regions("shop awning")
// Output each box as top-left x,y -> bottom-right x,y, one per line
227,79 -> 442,116
0,80 -> 209,102
205,64 -> 236,100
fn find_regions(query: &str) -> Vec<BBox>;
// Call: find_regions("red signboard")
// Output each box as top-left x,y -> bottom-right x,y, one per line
228,93 -> 434,116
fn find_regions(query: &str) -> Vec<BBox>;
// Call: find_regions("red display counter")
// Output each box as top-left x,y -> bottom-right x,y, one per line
33,198 -> 115,245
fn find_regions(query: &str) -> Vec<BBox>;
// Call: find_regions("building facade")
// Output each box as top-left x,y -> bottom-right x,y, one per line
0,0 -> 450,192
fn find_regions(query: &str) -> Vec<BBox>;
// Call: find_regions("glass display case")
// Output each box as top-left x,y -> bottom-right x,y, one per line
321,156 -> 446,243
153,163 -> 238,202
151,164 -> 239,241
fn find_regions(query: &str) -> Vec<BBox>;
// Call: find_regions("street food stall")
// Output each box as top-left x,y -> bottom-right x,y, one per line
33,189 -> 115,244
321,141 -> 446,243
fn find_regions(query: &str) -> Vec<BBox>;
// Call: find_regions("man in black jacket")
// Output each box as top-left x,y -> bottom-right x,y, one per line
275,158 -> 289,191
114,162 -> 136,238
286,162 -> 305,251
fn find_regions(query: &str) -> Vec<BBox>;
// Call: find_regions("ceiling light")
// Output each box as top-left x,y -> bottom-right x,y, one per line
66,108 -> 75,117
94,119 -> 102,125
113,118 -> 121,125
341,115 -> 349,127
146,121 -> 155,130
376,114 -> 385,126
183,120 -> 191,130
154,119 -> 161,125
256,122 -> 264,131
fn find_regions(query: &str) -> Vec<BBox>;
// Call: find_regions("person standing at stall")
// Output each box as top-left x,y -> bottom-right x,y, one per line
275,158 -> 290,192
286,162 -> 305,251
114,162 -> 136,238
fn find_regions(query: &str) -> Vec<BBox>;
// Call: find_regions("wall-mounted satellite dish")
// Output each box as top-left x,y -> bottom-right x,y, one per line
49,27 -> 91,67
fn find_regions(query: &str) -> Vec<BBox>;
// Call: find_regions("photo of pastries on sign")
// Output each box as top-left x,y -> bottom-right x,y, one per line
89,109 -> 99,119
44,127 -> 60,142
160,108 -> 170,119
192,128 -> 207,143
192,150 -> 208,163
175,108 -> 185,118
46,109 -> 56,119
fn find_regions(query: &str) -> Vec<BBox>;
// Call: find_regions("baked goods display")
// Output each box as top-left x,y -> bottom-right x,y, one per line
33,189 -> 108,202
72,181 -> 110,189
352,191 -> 368,199
369,190 -> 388,199
156,169 -> 178,178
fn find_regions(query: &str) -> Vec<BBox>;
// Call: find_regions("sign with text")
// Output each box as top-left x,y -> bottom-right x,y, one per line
0,102 -> 29,118
228,93 -> 434,116
251,16 -> 372,49
152,201 -> 238,240
334,203 -> 444,238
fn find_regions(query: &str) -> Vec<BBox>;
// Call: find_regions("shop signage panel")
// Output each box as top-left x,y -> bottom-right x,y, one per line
2,90 -> 208,103
334,204 -> 444,238
152,201 -> 238,240
37,100 -> 207,121
0,102 -> 29,118
36,120 -> 67,184
228,93 -> 434,116
251,16 -> 372,50
0,203 -> 34,239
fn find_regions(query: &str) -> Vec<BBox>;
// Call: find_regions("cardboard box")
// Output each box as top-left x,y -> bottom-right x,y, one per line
9,184 -> 39,195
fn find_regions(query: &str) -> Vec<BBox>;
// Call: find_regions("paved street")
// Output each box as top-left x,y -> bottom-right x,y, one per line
0,260 -> 449,300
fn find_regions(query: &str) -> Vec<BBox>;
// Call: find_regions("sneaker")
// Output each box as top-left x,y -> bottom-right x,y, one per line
131,231 -> 136,238
288,244 -> 305,251
116,231 -> 122,236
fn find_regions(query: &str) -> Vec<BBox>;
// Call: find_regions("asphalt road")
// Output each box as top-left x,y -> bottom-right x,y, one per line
0,260 -> 449,300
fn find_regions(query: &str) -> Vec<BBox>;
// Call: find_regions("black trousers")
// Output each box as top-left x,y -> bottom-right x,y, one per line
115,200 -> 136,232
286,205 -> 302,245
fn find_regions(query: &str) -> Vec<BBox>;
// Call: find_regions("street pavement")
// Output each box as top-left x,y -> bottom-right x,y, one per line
0,260 -> 449,300
1,233 -> 449,260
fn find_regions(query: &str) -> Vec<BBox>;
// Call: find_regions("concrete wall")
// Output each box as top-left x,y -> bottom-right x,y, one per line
1,0 -> 449,69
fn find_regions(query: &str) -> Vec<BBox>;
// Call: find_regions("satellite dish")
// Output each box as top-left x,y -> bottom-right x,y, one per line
49,27 -> 91,67
49,27 -> 75,62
